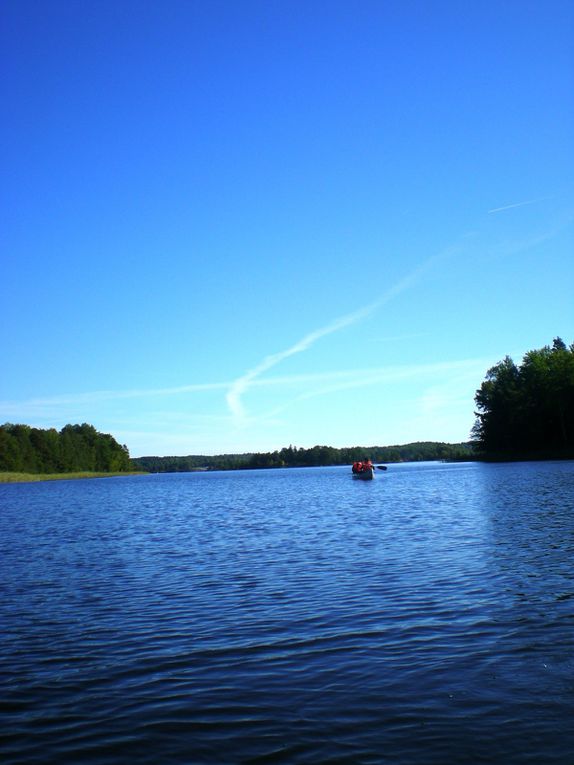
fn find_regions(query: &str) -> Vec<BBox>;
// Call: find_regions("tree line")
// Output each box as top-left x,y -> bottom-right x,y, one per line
132,441 -> 474,473
473,337 -> 574,458
0,423 -> 132,473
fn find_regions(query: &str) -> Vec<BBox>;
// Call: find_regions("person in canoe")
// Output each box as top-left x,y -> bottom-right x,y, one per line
352,458 -> 373,475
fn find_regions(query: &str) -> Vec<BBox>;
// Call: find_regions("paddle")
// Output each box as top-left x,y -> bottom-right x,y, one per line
376,465 -> 387,471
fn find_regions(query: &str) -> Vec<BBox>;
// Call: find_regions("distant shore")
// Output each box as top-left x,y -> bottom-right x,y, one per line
0,471 -> 148,484
3,451 -> 573,484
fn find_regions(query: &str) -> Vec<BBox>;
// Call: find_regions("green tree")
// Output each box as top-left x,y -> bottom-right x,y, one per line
30,427 -> 60,472
0,422 -> 132,473
0,427 -> 21,471
473,338 -> 574,456
473,356 -> 522,451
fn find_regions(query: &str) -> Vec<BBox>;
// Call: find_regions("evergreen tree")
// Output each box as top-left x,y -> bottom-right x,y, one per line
473,338 -> 574,456
0,423 -> 132,473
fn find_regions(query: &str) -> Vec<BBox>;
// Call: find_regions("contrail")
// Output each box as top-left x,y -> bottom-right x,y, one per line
225,305 -> 376,420
253,357 -> 492,423
0,381 -> 230,408
226,245 -> 459,421
488,197 -> 546,214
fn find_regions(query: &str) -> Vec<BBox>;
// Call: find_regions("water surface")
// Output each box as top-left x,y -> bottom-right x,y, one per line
1,461 -> 573,763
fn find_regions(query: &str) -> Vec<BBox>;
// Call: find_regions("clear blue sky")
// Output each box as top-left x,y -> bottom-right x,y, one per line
2,1 -> 573,456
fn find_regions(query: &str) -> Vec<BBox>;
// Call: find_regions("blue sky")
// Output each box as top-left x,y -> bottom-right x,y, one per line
2,1 -> 573,456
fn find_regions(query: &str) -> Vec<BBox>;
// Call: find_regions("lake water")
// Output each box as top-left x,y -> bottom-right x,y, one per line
1,461 -> 574,764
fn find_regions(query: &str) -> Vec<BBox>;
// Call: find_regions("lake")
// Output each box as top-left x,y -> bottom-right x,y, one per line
1,461 -> 573,764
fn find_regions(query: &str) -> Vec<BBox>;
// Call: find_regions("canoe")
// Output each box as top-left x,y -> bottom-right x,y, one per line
352,467 -> 375,480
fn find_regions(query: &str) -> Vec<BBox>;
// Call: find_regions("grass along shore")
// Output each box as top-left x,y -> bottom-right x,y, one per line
0,471 -> 147,484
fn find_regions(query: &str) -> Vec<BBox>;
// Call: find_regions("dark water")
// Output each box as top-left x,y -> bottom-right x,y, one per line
1,461 -> 574,764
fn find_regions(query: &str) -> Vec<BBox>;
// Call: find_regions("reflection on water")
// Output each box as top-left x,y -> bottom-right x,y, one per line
1,461 -> 573,764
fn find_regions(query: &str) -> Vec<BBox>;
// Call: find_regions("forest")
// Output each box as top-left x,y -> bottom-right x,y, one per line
473,337 -> 574,458
0,423 -> 132,473
132,441 -> 474,473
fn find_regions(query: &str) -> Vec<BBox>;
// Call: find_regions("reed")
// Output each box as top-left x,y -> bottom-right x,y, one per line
0,471 -> 147,483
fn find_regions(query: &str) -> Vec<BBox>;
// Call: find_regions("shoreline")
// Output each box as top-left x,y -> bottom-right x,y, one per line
0,471 -> 148,484
3,453 -> 573,482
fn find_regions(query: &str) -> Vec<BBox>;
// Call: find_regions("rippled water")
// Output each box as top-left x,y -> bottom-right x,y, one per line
1,461 -> 574,764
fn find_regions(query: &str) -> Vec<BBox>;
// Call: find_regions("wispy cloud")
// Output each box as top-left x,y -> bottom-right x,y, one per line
0,382 -> 229,406
488,197 -> 548,214
0,382 -> 230,424
0,356 -> 493,456
251,358 -> 490,423
0,357 -> 480,422
225,244 -> 463,422
225,304 -> 376,422
0,381 -> 228,410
